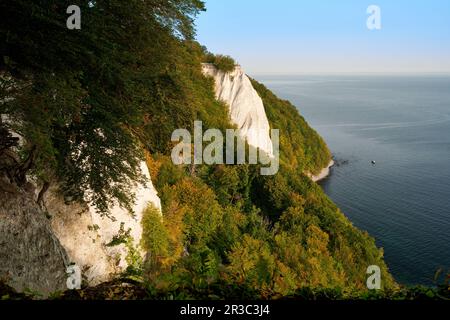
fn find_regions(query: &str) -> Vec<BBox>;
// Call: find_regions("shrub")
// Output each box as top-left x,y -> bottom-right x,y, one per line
141,205 -> 169,269
205,53 -> 236,72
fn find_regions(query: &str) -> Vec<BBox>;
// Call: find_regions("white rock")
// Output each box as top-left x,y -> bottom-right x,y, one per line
202,63 -> 273,157
308,160 -> 335,182
88,161 -> 161,272
47,161 -> 161,285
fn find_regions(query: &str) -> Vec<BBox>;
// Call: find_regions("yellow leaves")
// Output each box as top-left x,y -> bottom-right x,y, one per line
160,176 -> 223,247
141,178 -> 186,271
334,235 -> 356,271
306,225 -> 330,257
271,260 -> 297,296
226,235 -> 274,285
278,206 -> 306,233
301,225 -> 348,289
305,256 -> 325,288
141,204 -> 169,259
144,151 -> 162,183
226,235 -> 260,283
273,232 -> 303,266
290,192 -> 306,208
162,201 -> 186,267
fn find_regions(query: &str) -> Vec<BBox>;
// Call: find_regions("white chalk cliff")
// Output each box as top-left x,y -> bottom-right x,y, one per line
2,74 -> 163,291
202,64 -> 333,181
46,161 -> 161,285
1,112 -> 162,287
308,160 -> 335,182
202,63 -> 273,157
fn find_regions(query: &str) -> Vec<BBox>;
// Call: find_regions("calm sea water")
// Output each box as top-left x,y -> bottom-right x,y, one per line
256,74 -> 450,286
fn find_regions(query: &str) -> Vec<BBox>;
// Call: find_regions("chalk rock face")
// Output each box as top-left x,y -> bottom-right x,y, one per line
1,112 -> 162,290
308,160 -> 335,182
0,177 -> 69,296
202,63 -> 273,157
46,161 -> 161,285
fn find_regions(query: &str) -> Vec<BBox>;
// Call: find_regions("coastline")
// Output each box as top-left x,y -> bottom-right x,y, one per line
310,160 -> 335,182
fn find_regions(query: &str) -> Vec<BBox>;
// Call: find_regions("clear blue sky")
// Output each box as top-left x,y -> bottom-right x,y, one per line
195,0 -> 450,74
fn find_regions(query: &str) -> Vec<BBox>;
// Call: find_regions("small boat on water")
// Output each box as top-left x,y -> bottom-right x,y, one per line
371,160 -> 376,165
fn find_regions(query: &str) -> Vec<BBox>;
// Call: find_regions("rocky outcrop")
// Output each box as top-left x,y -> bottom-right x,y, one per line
308,160 -> 335,182
202,63 -> 273,157
46,161 -> 161,285
0,177 -> 69,296
2,93 -> 163,293
0,152 -> 161,293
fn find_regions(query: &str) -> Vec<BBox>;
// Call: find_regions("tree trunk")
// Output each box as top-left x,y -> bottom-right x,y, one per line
37,181 -> 50,208
13,145 -> 36,186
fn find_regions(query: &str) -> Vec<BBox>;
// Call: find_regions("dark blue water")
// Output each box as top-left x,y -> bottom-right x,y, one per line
256,74 -> 450,286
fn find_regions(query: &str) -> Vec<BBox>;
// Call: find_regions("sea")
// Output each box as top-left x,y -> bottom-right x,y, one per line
256,74 -> 450,286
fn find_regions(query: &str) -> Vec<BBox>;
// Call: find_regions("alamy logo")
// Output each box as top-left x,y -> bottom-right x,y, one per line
366,265 -> 381,290
171,121 -> 279,175
66,264 -> 81,290
367,5 -> 382,30
66,5 -> 81,30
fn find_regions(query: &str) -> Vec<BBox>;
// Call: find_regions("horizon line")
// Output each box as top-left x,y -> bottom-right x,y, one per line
248,71 -> 450,76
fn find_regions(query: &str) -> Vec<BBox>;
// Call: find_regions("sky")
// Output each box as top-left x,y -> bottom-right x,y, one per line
195,0 -> 450,74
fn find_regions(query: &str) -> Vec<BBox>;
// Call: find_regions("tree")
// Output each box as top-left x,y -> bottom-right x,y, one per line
0,0 -> 205,214
141,204 -> 170,270
204,53 -> 236,72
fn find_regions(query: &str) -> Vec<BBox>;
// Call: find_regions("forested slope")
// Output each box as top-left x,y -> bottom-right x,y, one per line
0,0 -> 399,298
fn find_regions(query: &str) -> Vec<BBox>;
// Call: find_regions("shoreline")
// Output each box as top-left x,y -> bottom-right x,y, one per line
310,159 -> 335,182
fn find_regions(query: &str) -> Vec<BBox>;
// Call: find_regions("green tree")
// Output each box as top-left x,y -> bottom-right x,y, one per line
0,0 -> 205,214
205,53 -> 236,72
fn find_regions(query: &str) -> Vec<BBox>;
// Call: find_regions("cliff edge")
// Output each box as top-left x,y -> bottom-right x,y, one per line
202,63 -> 274,157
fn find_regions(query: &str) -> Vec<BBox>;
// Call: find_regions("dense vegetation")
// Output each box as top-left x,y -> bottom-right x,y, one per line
0,0 -> 215,214
139,113 -> 395,298
1,276 -> 449,300
204,53 -> 236,72
2,0 -> 447,300
251,79 -> 332,175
